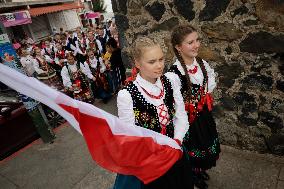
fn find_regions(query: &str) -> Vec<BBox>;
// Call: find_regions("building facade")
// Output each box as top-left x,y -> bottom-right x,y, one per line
0,0 -> 83,42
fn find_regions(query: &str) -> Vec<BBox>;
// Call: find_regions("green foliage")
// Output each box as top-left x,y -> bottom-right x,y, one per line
91,0 -> 107,13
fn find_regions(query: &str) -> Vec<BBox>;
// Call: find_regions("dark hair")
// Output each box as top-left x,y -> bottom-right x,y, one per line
171,24 -> 201,100
66,52 -> 76,59
60,34 -> 67,41
106,37 -> 118,49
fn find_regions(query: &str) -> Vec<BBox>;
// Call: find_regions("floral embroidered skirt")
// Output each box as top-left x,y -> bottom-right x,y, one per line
183,105 -> 221,170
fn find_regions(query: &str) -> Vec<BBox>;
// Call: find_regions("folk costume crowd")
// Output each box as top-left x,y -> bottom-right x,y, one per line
17,21 -> 125,104
9,23 -> 220,189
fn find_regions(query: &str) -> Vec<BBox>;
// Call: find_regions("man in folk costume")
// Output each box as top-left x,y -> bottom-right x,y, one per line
60,34 -> 86,64
74,32 -> 88,64
61,53 -> 93,103
96,25 -> 109,54
61,34 -> 77,53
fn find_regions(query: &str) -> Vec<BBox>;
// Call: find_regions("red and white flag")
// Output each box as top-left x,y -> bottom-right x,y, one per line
0,64 -> 182,184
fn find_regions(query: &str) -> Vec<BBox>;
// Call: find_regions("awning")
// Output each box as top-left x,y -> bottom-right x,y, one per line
29,2 -> 84,17
0,11 -> 32,27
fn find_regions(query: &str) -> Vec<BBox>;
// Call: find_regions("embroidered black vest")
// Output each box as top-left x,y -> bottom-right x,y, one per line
87,56 -> 101,76
65,63 -> 88,91
124,75 -> 175,138
168,58 -> 208,105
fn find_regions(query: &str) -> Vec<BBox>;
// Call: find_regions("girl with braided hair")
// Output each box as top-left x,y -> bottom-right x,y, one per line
166,24 -> 221,189
113,37 -> 193,189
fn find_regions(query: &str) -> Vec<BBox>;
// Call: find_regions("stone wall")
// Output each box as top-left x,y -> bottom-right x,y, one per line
111,0 -> 284,155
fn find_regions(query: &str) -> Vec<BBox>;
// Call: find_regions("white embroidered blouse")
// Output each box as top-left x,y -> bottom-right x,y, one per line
165,58 -> 216,93
117,74 -> 189,142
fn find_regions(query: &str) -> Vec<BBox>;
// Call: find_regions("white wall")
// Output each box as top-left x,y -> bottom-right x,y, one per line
63,10 -> 81,30
47,11 -> 67,32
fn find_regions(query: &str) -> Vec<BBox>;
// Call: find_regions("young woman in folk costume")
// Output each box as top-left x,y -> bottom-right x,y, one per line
40,39 -> 62,78
19,48 -> 37,77
41,39 -> 56,59
60,34 -> 85,64
84,49 -> 112,103
103,43 -> 114,93
96,25 -> 109,54
167,24 -> 221,189
54,42 -> 66,67
60,53 -> 94,103
33,47 -> 63,91
113,37 -> 193,189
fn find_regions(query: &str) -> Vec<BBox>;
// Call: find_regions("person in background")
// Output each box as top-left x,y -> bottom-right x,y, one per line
41,39 -> 56,59
86,31 -> 103,54
103,44 -> 114,93
54,42 -> 66,67
12,39 -> 21,50
19,48 -> 36,77
96,25 -> 109,54
105,38 -> 126,93
52,27 -> 58,35
22,34 -> 34,46
61,53 -> 93,103
33,47 -> 63,91
59,27 -> 64,35
84,49 -> 112,103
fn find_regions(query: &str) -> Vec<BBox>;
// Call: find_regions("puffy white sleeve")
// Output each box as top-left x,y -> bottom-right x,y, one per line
203,60 -> 216,93
99,57 -> 106,73
61,66 -> 72,88
33,59 -> 45,74
117,89 -> 135,126
20,58 -> 27,68
73,45 -> 83,56
165,72 -> 189,142
96,39 -> 103,54
80,62 -> 93,80
41,49 -> 45,56
44,55 -> 54,63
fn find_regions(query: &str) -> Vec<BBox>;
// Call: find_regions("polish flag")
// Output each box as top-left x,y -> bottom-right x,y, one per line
0,64 -> 182,184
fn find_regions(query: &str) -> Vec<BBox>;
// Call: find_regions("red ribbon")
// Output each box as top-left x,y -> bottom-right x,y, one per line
184,93 -> 214,124
161,126 -> 166,135
205,93 -> 214,111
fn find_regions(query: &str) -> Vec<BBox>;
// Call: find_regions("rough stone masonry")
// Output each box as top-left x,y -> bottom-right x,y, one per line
111,0 -> 284,155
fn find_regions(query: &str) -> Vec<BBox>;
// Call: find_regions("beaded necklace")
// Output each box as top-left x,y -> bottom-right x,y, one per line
137,81 -> 164,99
187,65 -> 198,74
